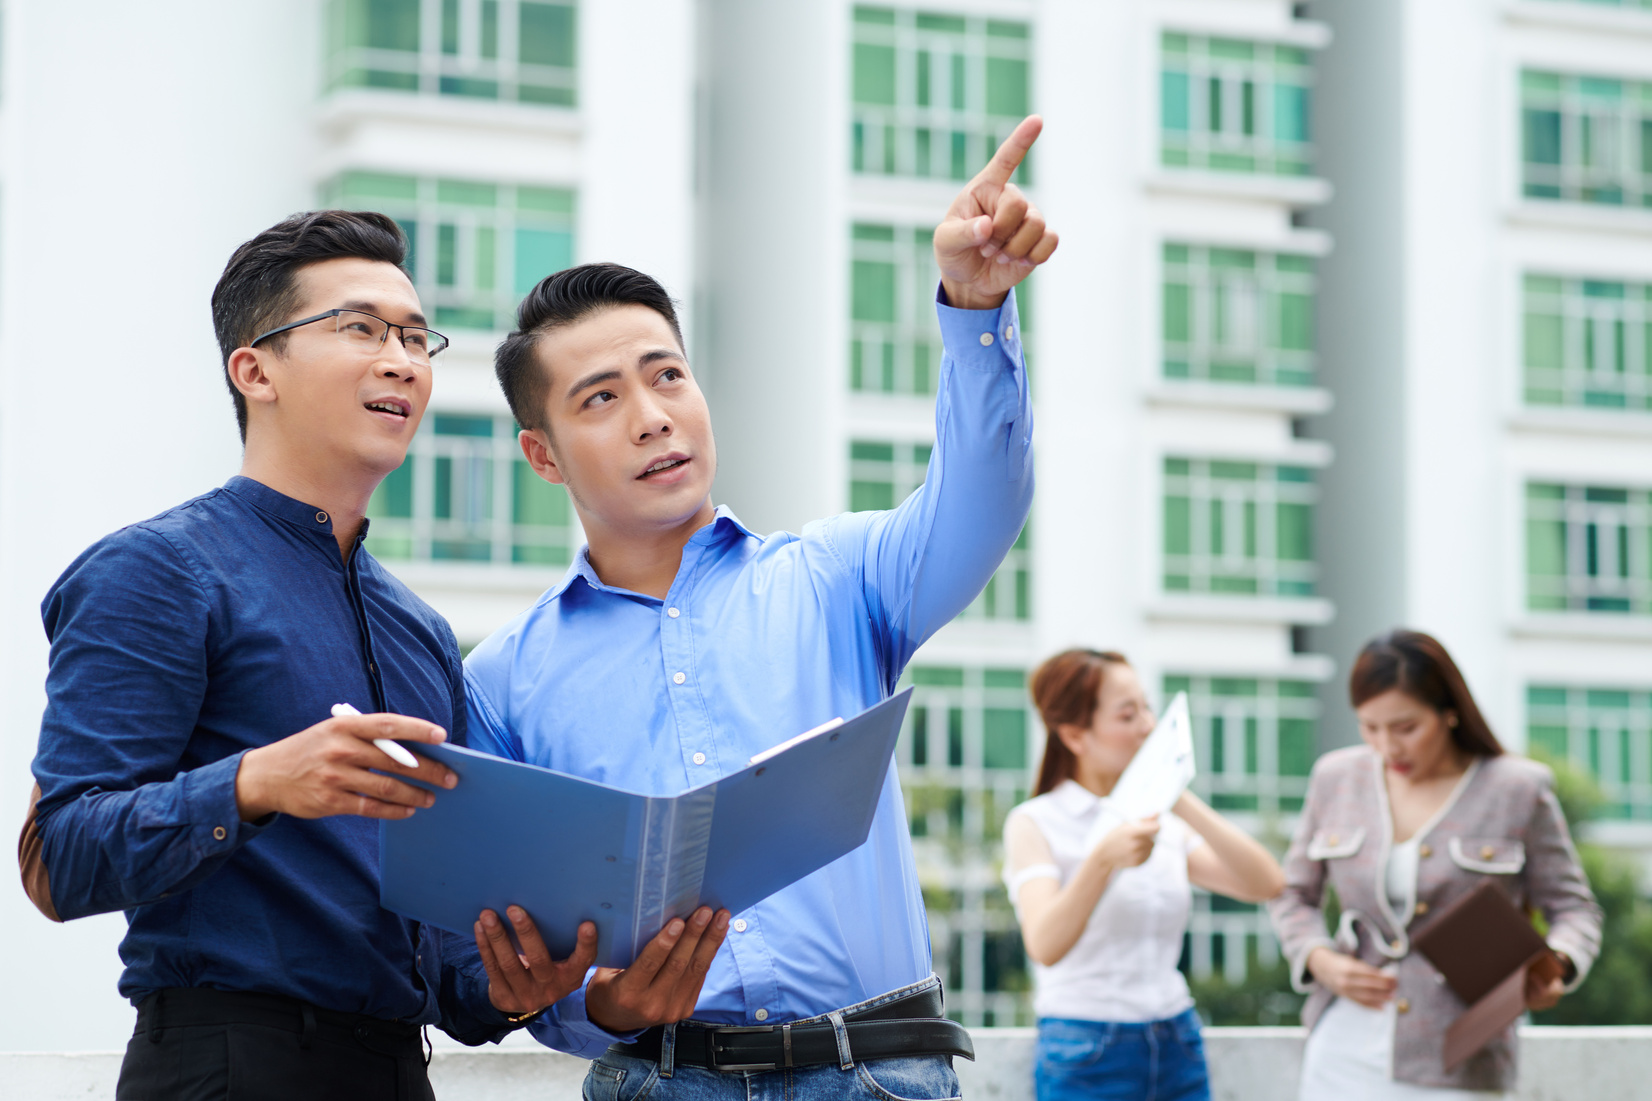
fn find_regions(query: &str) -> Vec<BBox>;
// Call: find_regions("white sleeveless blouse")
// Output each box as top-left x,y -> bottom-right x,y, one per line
1004,779 -> 1203,1023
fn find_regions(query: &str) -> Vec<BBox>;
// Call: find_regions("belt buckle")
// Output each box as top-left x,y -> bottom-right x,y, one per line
706,1024 -> 778,1073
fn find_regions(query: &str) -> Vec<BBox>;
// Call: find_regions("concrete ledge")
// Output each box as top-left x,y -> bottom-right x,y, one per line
7,1026 -> 1652,1100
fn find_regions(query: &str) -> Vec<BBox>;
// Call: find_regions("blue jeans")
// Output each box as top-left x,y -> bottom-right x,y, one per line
584,1052 -> 959,1101
1035,1010 -> 1211,1101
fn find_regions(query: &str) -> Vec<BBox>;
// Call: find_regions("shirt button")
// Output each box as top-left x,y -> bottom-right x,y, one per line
213,826 -> 227,841
978,332 -> 994,347
1415,901 -> 1430,917
754,1008 -> 769,1022
693,752 -> 707,766
1003,324 -> 1014,341
673,672 -> 687,685
668,607 -> 681,618
1396,998 -> 1410,1014
1418,844 -> 1432,858
315,511 -> 329,524
733,918 -> 748,932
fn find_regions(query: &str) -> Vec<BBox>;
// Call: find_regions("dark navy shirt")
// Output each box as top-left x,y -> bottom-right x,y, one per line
31,476 -> 509,1042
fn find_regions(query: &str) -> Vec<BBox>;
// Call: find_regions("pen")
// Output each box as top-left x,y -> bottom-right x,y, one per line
331,702 -> 421,768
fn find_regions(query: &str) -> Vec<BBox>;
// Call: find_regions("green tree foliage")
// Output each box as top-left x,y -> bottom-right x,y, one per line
1531,753 -> 1652,1025
1188,957 -> 1304,1026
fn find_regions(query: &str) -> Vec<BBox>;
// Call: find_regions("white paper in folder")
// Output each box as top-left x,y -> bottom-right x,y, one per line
1081,692 -> 1196,852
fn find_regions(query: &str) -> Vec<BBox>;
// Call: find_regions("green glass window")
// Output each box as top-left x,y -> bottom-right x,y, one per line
366,413 -> 577,567
1163,244 -> 1315,387
847,222 -> 1034,396
850,6 -> 1032,182
1521,69 -> 1652,206
1164,675 -> 1319,815
898,663 -> 1031,1024
1526,482 -> 1652,614
325,0 -> 578,106
1528,684 -> 1652,820
1163,458 -> 1318,597
1160,33 -> 1314,177
324,172 -> 575,331
1523,274 -> 1652,410
847,439 -> 1030,620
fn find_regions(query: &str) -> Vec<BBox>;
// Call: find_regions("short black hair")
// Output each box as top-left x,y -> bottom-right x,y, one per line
495,262 -> 684,435
211,210 -> 408,442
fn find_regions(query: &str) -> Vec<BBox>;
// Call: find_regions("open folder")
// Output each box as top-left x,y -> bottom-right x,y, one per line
1411,879 -> 1562,1071
379,689 -> 911,968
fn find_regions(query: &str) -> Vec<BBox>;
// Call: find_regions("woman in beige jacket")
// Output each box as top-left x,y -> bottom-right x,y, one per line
1268,630 -> 1601,1098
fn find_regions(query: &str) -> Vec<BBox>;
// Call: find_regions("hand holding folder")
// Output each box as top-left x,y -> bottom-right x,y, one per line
1412,879 -> 1561,1072
379,690 -> 912,968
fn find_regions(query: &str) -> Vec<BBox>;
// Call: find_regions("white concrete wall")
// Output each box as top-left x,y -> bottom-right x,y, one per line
699,0 -> 848,537
0,0 -> 321,1054
1301,0 -> 1407,744
7,1027 -> 1651,1100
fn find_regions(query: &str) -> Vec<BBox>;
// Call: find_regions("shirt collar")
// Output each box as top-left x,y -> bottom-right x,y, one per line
222,475 -> 349,540
1050,778 -> 1109,816
543,504 -> 755,602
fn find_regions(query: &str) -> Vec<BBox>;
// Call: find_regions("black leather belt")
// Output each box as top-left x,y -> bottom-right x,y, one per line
610,982 -> 975,1072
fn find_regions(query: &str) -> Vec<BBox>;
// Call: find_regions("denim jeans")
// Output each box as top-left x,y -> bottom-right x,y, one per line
1035,1009 -> 1211,1101
583,1051 -> 959,1101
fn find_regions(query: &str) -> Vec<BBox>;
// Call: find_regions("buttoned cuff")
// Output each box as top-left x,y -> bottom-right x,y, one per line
181,751 -> 276,854
527,974 -> 646,1059
935,284 -> 1024,374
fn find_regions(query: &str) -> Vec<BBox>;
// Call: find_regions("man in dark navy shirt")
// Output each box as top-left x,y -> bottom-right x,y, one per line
23,211 -> 724,1100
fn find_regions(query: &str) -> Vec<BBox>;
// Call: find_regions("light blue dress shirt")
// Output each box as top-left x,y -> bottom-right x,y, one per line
463,289 -> 1033,1058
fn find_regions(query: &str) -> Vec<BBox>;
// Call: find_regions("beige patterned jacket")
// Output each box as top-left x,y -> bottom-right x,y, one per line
1267,746 -> 1601,1092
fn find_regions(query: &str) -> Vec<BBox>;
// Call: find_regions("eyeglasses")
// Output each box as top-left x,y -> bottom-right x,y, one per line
250,309 -> 450,364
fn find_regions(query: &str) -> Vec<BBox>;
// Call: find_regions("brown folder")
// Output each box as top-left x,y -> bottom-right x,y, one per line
1411,879 -> 1557,1071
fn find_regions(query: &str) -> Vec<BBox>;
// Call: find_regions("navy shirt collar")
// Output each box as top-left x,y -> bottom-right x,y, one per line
222,475 -> 364,544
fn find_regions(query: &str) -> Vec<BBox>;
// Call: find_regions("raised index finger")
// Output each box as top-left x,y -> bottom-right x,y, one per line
976,115 -> 1042,189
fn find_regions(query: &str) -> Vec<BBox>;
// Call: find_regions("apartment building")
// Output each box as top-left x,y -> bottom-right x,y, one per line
1309,0 -> 1652,877
13,0 -> 1649,1053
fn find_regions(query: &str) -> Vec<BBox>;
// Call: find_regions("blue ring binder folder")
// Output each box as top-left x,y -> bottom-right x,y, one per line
379,689 -> 913,968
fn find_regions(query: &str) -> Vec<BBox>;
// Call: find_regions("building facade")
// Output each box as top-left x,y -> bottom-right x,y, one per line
4,0 -> 1652,1053
1309,0 -> 1652,881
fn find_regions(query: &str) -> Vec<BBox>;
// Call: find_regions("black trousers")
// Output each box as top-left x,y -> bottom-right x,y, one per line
116,988 -> 435,1101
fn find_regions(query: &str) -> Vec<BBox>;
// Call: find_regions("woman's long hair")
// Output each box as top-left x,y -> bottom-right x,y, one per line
1029,649 -> 1130,796
1348,630 -> 1503,758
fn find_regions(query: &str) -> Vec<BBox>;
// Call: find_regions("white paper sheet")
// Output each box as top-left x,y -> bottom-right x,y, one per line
1081,692 -> 1196,851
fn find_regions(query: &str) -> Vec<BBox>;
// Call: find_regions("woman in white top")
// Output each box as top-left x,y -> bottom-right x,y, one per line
1004,649 -> 1286,1101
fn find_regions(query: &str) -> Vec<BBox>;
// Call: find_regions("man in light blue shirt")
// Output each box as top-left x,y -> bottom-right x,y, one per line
464,118 -> 1056,1098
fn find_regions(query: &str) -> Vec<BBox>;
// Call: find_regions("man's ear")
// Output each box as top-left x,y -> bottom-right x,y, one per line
227,346 -> 280,412
518,427 -> 567,486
